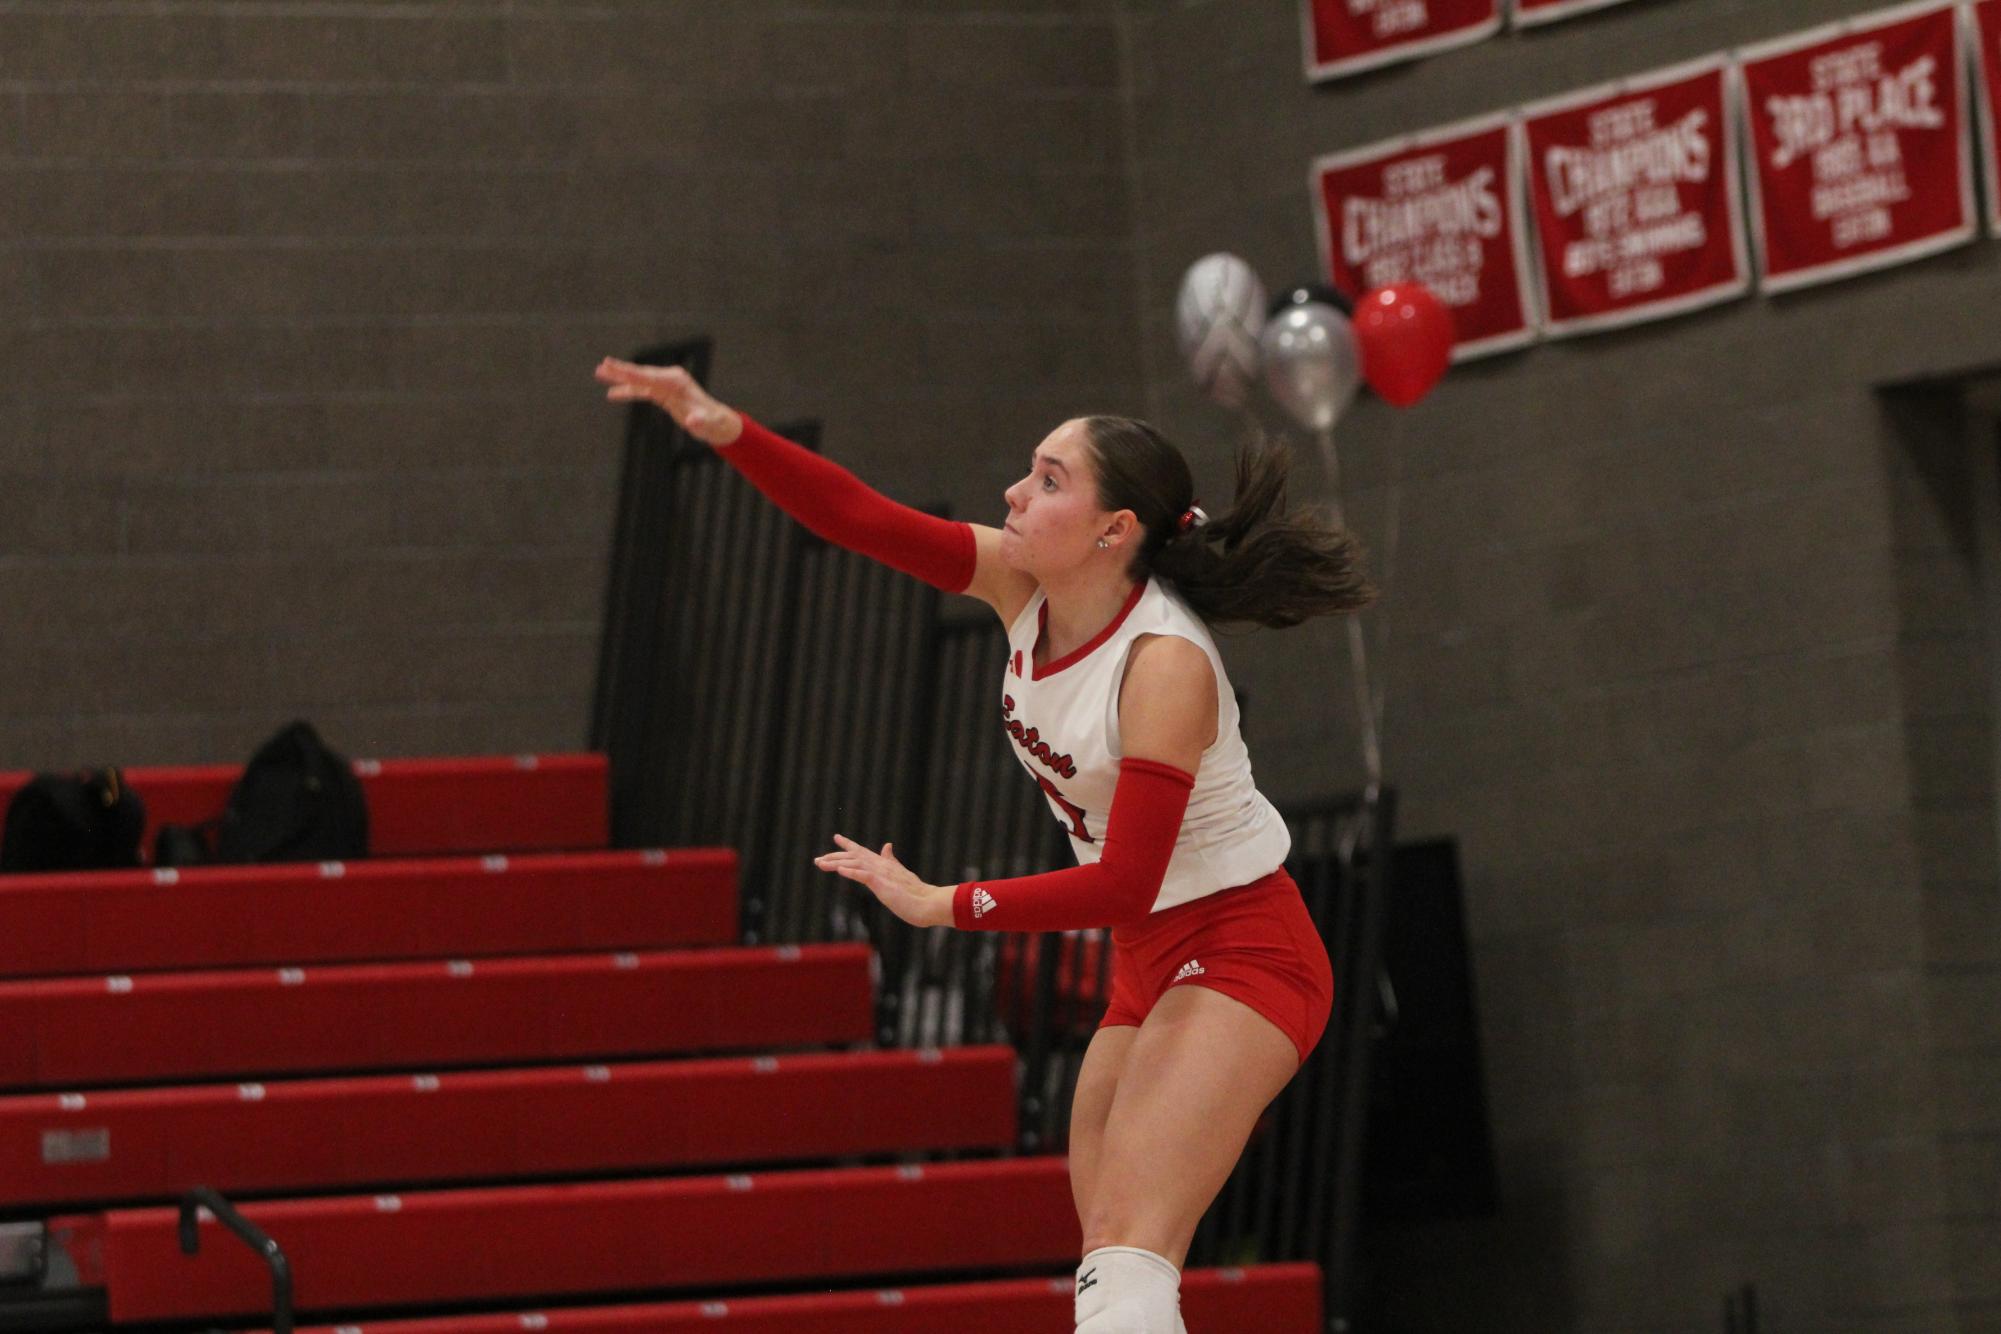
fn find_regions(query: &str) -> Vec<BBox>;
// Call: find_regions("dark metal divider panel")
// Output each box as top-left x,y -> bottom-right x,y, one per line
881,613 -> 1085,1148
589,352 -> 844,936
753,535 -> 947,948
591,339 -> 714,846
1328,789 -> 1398,1332
631,417 -> 824,939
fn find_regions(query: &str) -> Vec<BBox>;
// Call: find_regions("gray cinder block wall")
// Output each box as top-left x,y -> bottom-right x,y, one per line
0,0 -> 1135,766
6,1 -> 2001,1330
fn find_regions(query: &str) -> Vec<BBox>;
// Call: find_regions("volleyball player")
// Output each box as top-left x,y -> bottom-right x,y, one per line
595,356 -> 1372,1332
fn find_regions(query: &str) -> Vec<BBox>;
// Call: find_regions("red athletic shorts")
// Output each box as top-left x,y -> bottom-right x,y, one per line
1096,865 -> 1335,1067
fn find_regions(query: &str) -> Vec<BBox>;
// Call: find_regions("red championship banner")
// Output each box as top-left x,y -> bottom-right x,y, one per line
1517,56 -> 1749,336
1736,0 -> 1976,293
1301,0 -> 1502,82
1512,0 -> 1642,29
1311,113 -> 1537,359
1972,0 -> 2001,233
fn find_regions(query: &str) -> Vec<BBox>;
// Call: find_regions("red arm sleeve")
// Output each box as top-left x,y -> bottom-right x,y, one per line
951,757 -> 1195,932
716,413 -> 977,595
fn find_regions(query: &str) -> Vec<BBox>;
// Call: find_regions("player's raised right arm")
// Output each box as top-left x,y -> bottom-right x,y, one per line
594,356 -> 976,596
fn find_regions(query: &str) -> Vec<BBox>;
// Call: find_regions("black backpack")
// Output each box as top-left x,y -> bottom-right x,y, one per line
1,768 -> 147,874
156,721 -> 369,867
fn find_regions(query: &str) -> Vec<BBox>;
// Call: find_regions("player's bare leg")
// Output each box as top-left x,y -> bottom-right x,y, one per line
1073,984 -> 1300,1329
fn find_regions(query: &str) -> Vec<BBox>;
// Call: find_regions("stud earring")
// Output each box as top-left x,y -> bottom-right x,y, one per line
1096,539 -> 1109,549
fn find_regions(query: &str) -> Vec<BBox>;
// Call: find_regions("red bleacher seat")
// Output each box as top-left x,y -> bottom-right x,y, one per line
0,752 -> 608,862
0,849 -> 736,979
0,1048 -> 1016,1209
0,945 -> 874,1090
52,1158 -> 1083,1321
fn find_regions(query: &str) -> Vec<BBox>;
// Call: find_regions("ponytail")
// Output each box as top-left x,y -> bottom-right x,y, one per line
1082,415 -> 1375,633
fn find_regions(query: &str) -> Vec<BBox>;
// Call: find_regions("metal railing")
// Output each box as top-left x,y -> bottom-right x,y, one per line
177,1188 -> 292,1334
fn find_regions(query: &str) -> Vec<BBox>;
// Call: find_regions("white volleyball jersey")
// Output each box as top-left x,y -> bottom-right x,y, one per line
999,575 -> 1292,914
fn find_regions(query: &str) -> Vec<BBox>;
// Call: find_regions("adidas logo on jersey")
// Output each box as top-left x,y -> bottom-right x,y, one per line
971,888 -> 997,919
1172,958 -> 1206,983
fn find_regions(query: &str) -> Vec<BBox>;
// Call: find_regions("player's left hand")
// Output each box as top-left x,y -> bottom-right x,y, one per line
815,834 -> 953,928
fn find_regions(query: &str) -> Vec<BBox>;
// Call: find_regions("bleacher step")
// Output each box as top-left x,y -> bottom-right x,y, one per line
50,1157 -> 1084,1321
0,848 -> 737,979
0,752 -> 609,859
261,1264 -> 1326,1332
0,945 -> 874,1090
0,1047 -> 1016,1209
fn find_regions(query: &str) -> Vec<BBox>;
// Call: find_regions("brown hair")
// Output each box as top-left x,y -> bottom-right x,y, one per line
1081,415 -> 1375,633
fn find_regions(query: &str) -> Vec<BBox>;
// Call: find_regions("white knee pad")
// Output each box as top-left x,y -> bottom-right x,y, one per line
1074,1245 -> 1182,1332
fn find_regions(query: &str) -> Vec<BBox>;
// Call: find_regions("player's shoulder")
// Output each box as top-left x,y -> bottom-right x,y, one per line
1119,632 -> 1218,763
1134,582 -> 1218,653
1124,630 -> 1215,692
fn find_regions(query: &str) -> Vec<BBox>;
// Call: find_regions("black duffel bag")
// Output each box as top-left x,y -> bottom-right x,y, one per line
155,720 -> 369,867
1,768 -> 147,873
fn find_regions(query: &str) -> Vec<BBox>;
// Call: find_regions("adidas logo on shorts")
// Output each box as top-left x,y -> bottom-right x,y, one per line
1172,958 -> 1206,983
971,888 -> 997,919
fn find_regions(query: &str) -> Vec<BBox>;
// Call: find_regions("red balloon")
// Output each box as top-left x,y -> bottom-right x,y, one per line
1353,283 -> 1454,408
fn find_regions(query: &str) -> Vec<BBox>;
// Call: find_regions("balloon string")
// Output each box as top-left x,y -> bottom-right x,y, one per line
1314,426 -> 1383,795
1371,417 -> 1402,767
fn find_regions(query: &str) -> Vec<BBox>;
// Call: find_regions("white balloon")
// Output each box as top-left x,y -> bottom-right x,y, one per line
1175,253 -> 1267,408
1258,302 -> 1360,432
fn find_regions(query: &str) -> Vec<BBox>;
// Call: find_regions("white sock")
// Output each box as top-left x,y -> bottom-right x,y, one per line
1074,1245 -> 1182,1332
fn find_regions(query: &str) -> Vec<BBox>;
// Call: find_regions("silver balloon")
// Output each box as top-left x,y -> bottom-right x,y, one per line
1175,253 -> 1267,410
1258,301 -> 1360,431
